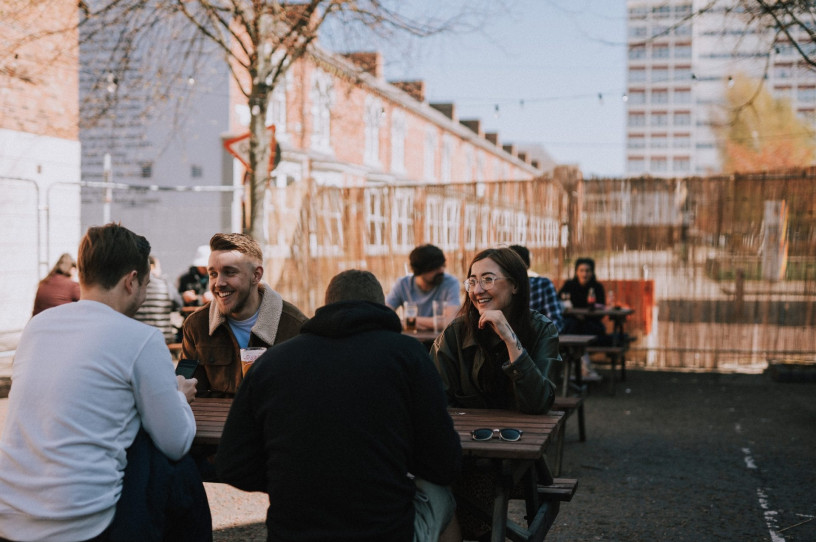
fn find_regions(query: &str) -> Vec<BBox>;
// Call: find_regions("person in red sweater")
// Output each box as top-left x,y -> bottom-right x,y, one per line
32,253 -> 80,316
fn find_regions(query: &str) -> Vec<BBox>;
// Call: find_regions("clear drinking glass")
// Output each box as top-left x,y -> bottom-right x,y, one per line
240,347 -> 267,376
404,302 -> 418,332
432,300 -> 444,333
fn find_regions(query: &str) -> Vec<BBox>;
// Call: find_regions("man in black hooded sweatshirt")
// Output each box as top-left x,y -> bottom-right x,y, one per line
216,269 -> 462,542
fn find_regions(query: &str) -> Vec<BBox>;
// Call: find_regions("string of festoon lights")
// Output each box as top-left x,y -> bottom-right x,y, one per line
454,89 -> 631,119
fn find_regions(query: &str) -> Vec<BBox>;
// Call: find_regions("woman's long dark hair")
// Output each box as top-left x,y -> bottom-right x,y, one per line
459,247 -> 532,350
573,257 -> 601,288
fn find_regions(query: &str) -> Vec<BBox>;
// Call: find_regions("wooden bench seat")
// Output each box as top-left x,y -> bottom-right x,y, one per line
504,478 -> 580,541
549,396 -> 585,476
538,478 -> 579,502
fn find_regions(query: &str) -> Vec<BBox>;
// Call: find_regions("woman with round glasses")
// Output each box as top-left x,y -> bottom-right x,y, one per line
430,247 -> 561,539
431,247 -> 560,414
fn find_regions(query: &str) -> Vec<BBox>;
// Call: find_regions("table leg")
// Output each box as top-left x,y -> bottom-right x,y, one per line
613,316 -> 628,382
561,350 -> 571,397
523,466 -> 540,525
572,348 -> 585,395
490,462 -> 513,542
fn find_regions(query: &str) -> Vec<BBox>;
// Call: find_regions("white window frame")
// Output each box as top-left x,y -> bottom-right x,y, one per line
442,199 -> 460,251
390,110 -> 406,174
265,70 -> 289,142
310,69 -> 334,152
492,208 -> 514,245
391,188 -> 414,251
514,212 -> 527,245
476,151 -> 485,182
528,216 -> 544,248
424,128 -> 437,181
308,191 -> 344,257
441,135 -> 453,184
545,217 -> 559,248
464,203 -> 478,250
479,204 -> 490,247
673,112 -> 691,126
464,147 -> 474,183
425,196 -> 443,245
364,188 -> 388,255
364,95 -> 382,166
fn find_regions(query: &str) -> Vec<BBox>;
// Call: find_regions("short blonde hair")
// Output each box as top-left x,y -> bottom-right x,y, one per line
209,233 -> 262,263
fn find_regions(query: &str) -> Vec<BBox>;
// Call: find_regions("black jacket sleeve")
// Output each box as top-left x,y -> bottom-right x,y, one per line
407,346 -> 462,485
214,372 -> 267,492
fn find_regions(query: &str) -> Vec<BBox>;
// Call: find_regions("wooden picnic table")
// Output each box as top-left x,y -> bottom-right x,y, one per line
564,306 -> 634,341
190,397 -> 232,446
190,399 -> 570,542
557,334 -> 597,396
565,306 -> 635,392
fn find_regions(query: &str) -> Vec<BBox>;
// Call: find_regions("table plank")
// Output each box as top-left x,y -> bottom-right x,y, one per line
558,334 -> 596,347
401,329 -> 440,345
449,408 -> 562,460
192,400 -> 562,460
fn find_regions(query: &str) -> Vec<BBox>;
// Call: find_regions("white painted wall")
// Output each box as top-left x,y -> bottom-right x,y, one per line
0,129 -> 81,333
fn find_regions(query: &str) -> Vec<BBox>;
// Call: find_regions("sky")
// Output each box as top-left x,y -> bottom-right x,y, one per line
326,0 -> 628,177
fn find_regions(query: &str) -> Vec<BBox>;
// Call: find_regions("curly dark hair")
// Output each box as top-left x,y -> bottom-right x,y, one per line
409,244 -> 446,275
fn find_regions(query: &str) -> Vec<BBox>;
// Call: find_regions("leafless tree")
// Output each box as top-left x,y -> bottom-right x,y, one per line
169,0 -> 498,240
76,0 -> 495,240
4,0 -> 497,240
738,0 -> 816,70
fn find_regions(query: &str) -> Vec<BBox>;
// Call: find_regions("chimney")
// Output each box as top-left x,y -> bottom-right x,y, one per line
391,80 -> 425,102
430,103 -> 456,121
343,51 -> 383,78
460,119 -> 482,137
485,132 -> 499,146
502,144 -> 517,157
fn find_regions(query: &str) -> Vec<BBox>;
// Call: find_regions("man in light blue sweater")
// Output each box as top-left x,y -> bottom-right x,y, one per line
0,224 -> 210,542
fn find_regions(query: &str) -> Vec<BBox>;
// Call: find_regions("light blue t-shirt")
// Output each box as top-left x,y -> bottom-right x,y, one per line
228,309 -> 260,348
385,273 -> 462,317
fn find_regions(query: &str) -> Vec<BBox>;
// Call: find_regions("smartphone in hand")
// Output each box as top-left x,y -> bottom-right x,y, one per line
175,359 -> 199,379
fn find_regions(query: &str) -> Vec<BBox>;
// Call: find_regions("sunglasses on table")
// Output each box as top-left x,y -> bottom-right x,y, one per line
470,428 -> 523,442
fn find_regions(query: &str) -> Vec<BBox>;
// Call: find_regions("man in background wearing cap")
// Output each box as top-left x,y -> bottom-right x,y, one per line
177,244 -> 213,307
386,244 -> 461,331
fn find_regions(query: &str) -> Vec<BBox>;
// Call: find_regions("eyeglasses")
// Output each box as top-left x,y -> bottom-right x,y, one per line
463,276 -> 510,292
470,428 -> 523,442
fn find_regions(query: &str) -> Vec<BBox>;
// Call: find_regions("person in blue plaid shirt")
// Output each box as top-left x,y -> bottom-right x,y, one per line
509,245 -> 564,332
